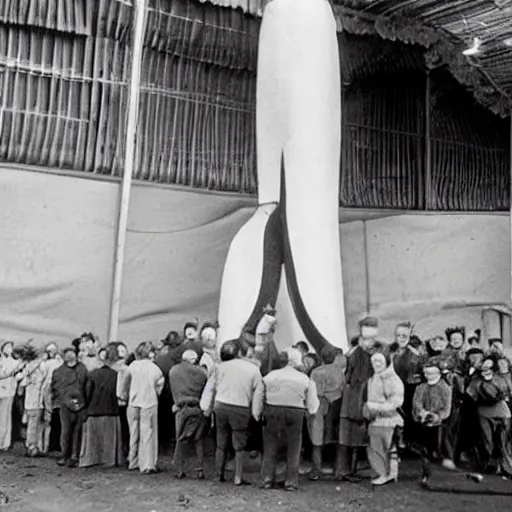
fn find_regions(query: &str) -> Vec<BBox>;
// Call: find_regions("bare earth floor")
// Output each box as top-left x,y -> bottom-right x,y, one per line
1,448 -> 511,512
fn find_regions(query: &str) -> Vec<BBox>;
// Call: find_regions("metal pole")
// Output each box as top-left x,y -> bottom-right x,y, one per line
425,71 -> 432,210
108,0 -> 147,342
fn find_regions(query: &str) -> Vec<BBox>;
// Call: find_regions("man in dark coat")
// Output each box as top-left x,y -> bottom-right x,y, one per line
335,316 -> 378,481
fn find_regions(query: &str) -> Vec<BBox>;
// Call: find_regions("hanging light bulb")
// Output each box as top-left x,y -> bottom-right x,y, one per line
504,37 -> 512,47
462,37 -> 482,56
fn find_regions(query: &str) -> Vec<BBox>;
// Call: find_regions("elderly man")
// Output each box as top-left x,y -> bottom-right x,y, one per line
169,350 -> 208,479
253,347 -> 319,491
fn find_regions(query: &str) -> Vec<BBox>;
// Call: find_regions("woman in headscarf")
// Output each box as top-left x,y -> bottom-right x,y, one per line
363,347 -> 404,486
253,347 -> 319,491
79,344 -> 124,468
0,342 -> 22,451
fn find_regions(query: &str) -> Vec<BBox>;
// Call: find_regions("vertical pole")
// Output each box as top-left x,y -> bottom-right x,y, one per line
108,0 -> 147,342
363,220 -> 371,314
425,71 -> 432,210
510,110 -> 512,303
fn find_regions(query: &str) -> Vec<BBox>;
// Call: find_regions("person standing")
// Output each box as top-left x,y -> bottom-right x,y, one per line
412,359 -> 453,482
364,348 -> 404,485
51,347 -> 89,467
466,356 -> 512,476
0,342 -> 22,451
307,347 -> 346,480
253,347 -> 319,491
169,350 -> 208,479
336,317 -> 378,481
391,322 -> 424,450
123,342 -> 164,474
200,338 -> 262,486
41,342 -> 63,454
80,344 -> 124,468
113,342 -> 130,459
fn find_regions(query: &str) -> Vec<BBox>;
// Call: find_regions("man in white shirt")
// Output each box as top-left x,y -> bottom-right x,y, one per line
123,342 -> 164,474
253,347 -> 319,491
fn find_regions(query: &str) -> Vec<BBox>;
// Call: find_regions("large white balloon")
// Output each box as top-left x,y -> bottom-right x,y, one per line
217,0 -> 348,354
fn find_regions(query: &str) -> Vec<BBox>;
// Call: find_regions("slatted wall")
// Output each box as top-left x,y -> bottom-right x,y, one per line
0,1 -> 509,210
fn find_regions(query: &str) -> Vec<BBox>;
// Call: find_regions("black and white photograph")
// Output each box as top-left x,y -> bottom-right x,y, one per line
1,0 -> 512,511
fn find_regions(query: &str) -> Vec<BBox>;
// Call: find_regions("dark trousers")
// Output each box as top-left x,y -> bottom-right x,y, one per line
59,407 -> 86,461
260,405 -> 305,487
417,424 -> 442,479
214,403 -> 251,477
335,445 -> 362,477
479,416 -> 512,473
119,405 -> 130,459
49,409 -> 61,452
402,383 -> 418,447
158,388 -> 174,453
442,404 -> 462,462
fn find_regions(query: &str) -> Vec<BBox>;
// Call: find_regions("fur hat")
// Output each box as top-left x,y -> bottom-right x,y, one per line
445,326 -> 466,341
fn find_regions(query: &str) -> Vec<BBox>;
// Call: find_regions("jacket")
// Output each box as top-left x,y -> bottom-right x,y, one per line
364,364 -> 404,428
85,366 -> 119,417
51,362 -> 88,409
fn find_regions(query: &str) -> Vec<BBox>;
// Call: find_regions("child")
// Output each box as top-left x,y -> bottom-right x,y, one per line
412,359 -> 452,482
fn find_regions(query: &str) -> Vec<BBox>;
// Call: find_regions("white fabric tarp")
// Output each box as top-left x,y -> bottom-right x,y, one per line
0,167 -> 509,347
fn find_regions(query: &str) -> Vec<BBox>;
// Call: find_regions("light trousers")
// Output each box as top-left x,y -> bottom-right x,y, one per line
367,425 -> 394,478
0,397 -> 14,450
127,405 -> 158,472
25,409 -> 44,451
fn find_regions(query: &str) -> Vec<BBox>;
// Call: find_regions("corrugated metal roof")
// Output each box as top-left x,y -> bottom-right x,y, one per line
198,0 -> 512,116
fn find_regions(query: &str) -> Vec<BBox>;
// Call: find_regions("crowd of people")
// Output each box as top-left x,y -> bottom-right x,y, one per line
0,314 -> 512,491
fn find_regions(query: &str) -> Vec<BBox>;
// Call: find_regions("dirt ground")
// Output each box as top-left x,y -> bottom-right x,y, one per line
1,447 -> 511,512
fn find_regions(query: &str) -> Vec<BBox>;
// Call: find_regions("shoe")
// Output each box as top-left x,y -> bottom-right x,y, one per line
284,482 -> 298,492
442,459 -> 457,471
371,475 -> 396,486
56,458 -> 67,467
196,469 -> 205,480
308,470 -> 321,481
142,468 -> 161,475
234,478 -> 251,486
67,459 -> 78,468
215,474 -> 226,483
175,471 -> 186,479
259,478 -> 273,489
337,474 -> 362,483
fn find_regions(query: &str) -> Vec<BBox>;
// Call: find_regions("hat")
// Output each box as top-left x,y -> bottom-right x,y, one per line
182,349 -> 198,364
359,316 -> 378,328
424,357 -> 442,370
488,337 -> 502,347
